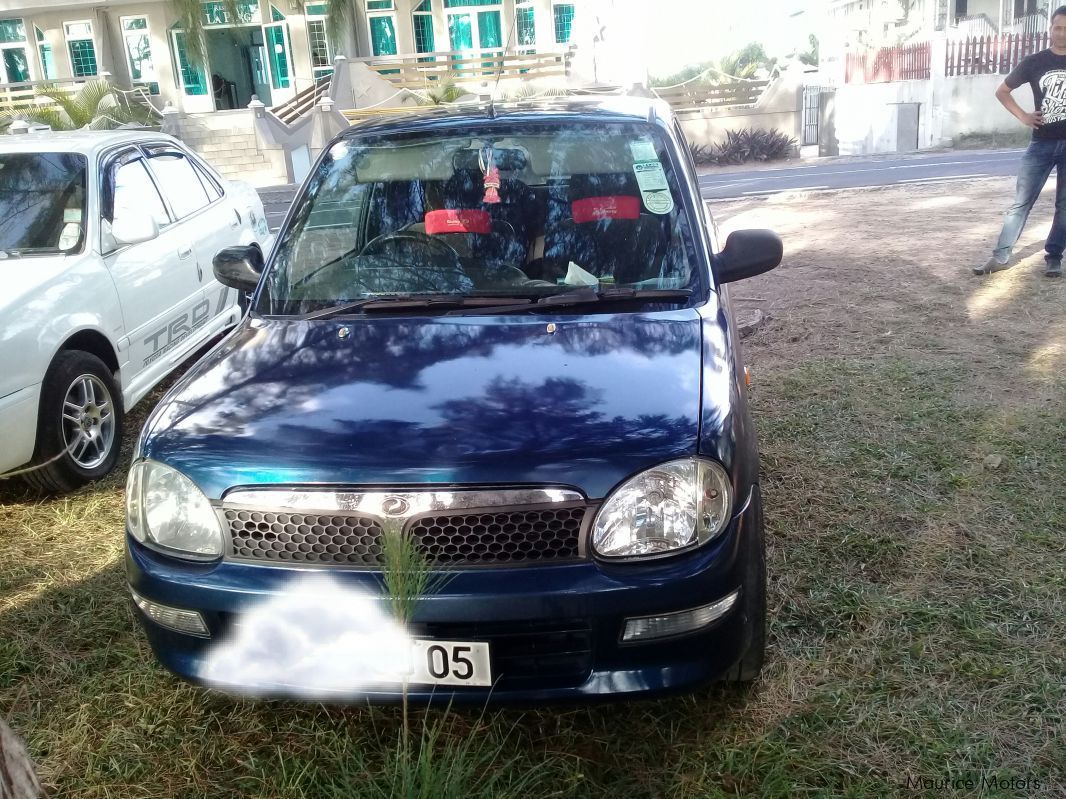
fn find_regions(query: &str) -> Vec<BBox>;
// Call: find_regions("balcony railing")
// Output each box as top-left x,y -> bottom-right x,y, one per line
351,47 -> 575,90
0,77 -> 98,113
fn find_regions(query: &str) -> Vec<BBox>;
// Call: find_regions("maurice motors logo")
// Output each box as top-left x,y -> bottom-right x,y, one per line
903,772 -> 1045,793
1040,70 -> 1066,124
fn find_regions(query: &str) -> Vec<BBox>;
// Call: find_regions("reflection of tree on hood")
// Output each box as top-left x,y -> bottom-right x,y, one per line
313,375 -> 695,464
148,314 -> 703,441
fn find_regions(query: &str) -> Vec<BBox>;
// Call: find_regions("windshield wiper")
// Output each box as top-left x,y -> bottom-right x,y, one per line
444,287 -> 693,315
303,294 -> 534,320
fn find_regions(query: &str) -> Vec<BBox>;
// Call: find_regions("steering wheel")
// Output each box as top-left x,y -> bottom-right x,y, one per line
359,230 -> 464,272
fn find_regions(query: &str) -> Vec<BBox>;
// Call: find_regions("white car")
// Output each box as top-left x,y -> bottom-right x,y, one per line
0,130 -> 271,492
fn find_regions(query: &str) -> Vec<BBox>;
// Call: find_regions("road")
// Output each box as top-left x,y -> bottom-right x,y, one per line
699,149 -> 1023,200
257,149 -> 1026,229
698,149 -> 1023,199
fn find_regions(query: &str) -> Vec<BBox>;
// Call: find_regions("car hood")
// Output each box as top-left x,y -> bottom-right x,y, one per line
143,310 -> 711,499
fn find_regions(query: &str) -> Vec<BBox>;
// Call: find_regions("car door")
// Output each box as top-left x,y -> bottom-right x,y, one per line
101,147 -> 206,379
141,145 -> 241,322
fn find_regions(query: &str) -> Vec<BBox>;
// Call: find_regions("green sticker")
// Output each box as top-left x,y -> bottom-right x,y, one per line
642,190 -> 674,215
632,159 -> 673,214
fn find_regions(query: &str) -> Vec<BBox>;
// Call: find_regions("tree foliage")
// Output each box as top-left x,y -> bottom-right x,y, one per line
1,81 -> 156,131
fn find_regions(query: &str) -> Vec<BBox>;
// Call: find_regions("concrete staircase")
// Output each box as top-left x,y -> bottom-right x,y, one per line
180,127 -> 286,187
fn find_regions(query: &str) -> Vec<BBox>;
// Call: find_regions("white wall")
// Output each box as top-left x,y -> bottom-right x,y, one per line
834,60 -> 1035,153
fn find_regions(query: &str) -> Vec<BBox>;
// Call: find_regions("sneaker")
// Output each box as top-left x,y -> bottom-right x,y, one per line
973,257 -> 1010,275
1045,258 -> 1062,278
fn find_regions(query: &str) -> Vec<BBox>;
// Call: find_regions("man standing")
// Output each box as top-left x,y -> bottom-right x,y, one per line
978,6 -> 1066,278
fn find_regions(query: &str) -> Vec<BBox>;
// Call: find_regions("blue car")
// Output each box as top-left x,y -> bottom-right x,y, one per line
125,97 -> 782,703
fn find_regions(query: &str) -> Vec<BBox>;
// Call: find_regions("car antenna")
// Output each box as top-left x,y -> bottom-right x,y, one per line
489,6 -> 520,118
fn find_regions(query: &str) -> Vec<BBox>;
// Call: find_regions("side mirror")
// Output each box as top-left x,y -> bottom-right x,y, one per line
213,245 -> 264,293
111,211 -> 159,247
714,229 -> 782,284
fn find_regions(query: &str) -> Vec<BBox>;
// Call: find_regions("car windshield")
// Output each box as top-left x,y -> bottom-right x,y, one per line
258,122 -> 701,315
0,152 -> 87,255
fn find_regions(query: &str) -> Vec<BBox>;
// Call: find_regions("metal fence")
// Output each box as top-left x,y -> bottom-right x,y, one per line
801,85 -> 831,146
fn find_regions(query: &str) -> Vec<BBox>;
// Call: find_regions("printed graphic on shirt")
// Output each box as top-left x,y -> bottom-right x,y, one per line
1039,70 -> 1066,124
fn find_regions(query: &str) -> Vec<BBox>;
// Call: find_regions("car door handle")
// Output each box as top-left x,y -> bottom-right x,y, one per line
178,246 -> 194,259
231,209 -> 241,228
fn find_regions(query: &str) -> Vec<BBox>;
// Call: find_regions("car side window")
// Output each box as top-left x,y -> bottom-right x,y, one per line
144,149 -> 210,219
192,159 -> 223,202
112,158 -> 170,230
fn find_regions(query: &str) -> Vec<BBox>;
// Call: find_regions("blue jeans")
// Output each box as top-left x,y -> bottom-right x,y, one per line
993,138 -> 1066,264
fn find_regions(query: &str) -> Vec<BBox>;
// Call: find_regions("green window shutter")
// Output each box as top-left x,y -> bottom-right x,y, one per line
122,17 -> 148,31
445,0 -> 498,7
413,14 -> 435,53
271,5 -> 285,21
266,25 -> 290,88
553,4 -> 574,44
39,44 -> 56,79
448,13 -> 472,50
0,18 -> 26,43
306,3 -> 329,14
369,16 -> 397,56
68,39 -> 98,77
173,31 -> 206,95
477,10 -> 501,48
367,0 -> 394,10
414,0 -> 432,10
516,7 -> 535,46
3,48 -> 28,81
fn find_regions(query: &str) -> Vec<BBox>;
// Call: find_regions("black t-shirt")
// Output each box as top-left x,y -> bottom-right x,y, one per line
1006,49 -> 1066,140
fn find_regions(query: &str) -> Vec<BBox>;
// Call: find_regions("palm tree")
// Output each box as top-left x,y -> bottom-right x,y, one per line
1,81 -> 156,131
413,77 -> 468,105
169,0 -> 244,66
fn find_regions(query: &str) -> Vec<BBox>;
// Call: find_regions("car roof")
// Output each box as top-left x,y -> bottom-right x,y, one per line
344,95 -> 676,138
0,129 -> 181,158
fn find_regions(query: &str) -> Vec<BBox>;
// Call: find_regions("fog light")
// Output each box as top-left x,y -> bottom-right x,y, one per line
131,589 -> 210,637
621,590 -> 740,643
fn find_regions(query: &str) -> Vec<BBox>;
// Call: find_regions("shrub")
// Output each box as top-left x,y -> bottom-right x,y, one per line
688,141 -> 716,166
713,128 -> 796,165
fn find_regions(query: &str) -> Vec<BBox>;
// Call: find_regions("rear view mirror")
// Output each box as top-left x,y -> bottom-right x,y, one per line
213,245 -> 264,293
111,211 -> 159,247
714,230 -> 782,284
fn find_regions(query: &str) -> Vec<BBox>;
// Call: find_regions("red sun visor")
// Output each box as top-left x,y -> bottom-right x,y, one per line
572,195 -> 641,224
425,209 -> 492,235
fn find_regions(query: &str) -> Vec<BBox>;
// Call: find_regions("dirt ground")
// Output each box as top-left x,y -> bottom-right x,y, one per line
712,177 -> 1066,414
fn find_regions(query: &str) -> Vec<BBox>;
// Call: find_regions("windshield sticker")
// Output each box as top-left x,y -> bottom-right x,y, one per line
633,160 -> 674,215
63,208 -> 82,223
629,139 -> 658,162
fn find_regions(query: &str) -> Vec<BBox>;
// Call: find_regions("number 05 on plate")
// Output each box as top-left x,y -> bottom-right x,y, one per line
409,640 -> 492,687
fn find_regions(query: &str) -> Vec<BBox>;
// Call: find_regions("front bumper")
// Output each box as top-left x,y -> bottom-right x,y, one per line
0,383 -> 40,475
126,495 -> 760,704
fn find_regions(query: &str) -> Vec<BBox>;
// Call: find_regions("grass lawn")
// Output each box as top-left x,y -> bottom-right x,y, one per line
1,178 -> 1064,798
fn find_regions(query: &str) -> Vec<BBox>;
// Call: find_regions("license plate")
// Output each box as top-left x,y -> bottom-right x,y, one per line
408,640 -> 492,687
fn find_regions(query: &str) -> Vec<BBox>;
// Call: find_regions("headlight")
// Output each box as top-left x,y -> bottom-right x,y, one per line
126,460 -> 224,559
592,458 -> 732,559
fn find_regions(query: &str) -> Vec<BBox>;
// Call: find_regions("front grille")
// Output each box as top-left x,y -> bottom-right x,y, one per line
225,510 -> 384,565
223,505 -> 586,567
408,507 -> 583,565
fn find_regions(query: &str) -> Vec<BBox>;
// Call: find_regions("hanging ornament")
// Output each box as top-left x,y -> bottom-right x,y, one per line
480,145 -> 501,204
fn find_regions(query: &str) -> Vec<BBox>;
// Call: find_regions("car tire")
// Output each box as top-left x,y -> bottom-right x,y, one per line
23,351 -> 125,494
721,484 -> 767,683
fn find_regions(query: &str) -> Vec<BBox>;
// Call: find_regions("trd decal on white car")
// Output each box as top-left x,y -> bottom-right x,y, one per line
142,287 -> 230,367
